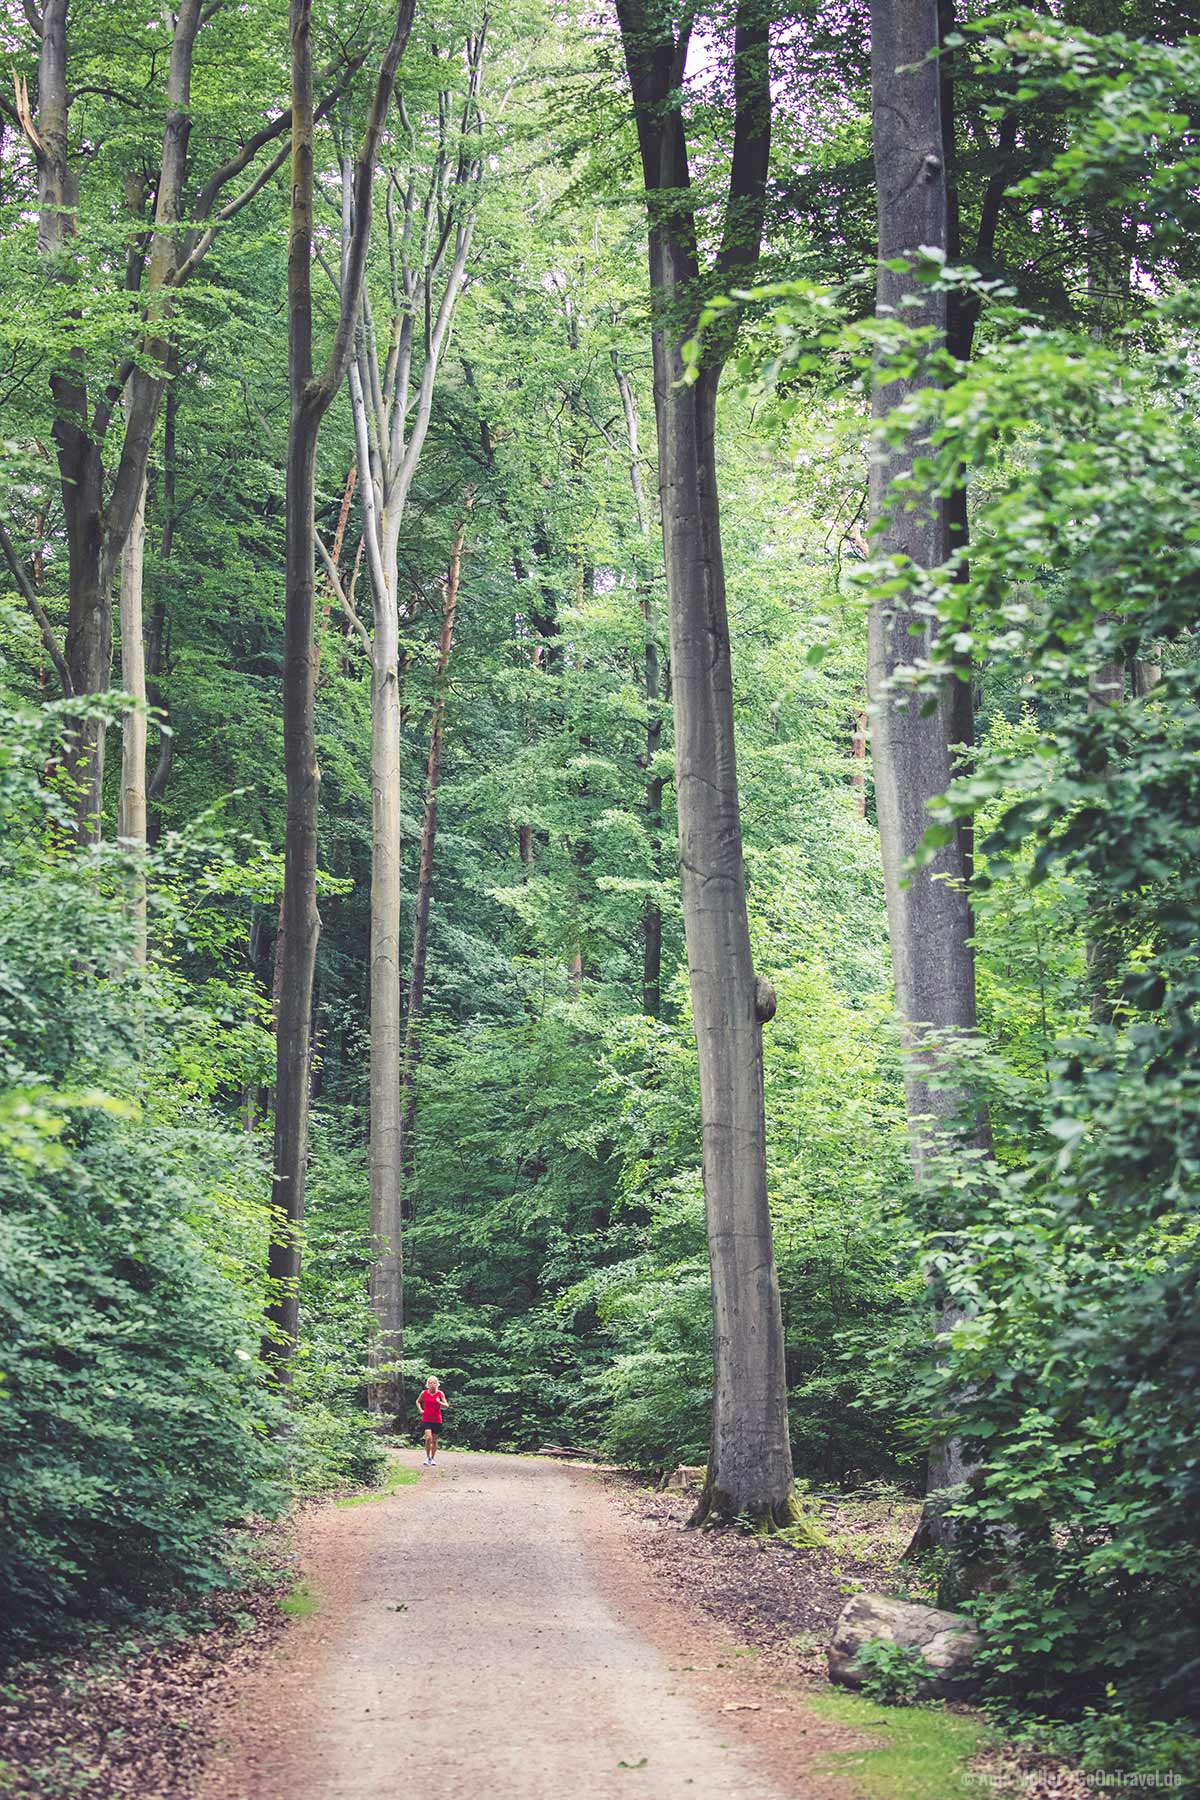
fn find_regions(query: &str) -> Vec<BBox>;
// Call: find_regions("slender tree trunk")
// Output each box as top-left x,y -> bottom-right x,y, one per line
264,0 -> 325,1371
313,460 -> 357,685
62,485 -> 110,841
868,0 -> 977,1158
1085,642 -> 1126,1026
612,352 -> 664,1017
146,393 -> 176,845
660,359 -> 795,1525
367,596 -> 404,1414
266,415 -> 323,1370
398,507 -> 471,1200
117,442 -> 149,965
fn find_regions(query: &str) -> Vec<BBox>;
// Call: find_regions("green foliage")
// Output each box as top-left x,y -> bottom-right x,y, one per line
0,706 -> 284,1642
850,1639 -> 928,1707
1003,1707 -> 1200,1794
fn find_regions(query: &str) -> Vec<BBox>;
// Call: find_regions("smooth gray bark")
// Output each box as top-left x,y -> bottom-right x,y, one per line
398,505 -> 471,1218
869,0 -> 984,1559
611,352 -> 665,1018
868,0 -> 977,1161
117,442 -> 149,966
332,36 -> 485,1415
616,0 -> 795,1524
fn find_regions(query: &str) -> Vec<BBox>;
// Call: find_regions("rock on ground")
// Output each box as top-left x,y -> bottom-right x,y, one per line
827,1592 -> 982,1696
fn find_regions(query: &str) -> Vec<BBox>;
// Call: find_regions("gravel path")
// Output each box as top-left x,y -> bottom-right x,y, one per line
196,1450 -> 820,1800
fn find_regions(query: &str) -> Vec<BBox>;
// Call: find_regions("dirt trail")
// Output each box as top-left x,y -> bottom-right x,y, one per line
197,1449 -> 850,1800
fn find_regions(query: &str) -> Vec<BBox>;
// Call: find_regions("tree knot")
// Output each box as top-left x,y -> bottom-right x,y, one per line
754,976 -> 777,1024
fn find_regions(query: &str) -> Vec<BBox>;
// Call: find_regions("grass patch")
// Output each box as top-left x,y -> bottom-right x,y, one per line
278,1580 -> 317,1619
809,1690 -> 990,1800
335,1460 -> 420,1509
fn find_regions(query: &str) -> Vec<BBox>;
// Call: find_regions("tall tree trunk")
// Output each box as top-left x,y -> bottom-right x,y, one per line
62,464 -> 110,842
398,506 -> 471,1208
611,352 -> 665,1018
616,0 -> 796,1526
334,40 -> 484,1410
1085,642 -> 1126,1026
367,592 -> 404,1413
117,444 -> 149,965
869,0 -> 977,1157
659,360 -> 794,1525
263,0 -> 416,1378
146,391 -> 177,845
869,0 -> 982,1558
266,409 -> 322,1370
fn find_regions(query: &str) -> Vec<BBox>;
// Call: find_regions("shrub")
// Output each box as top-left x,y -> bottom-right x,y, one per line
850,1639 -> 929,1707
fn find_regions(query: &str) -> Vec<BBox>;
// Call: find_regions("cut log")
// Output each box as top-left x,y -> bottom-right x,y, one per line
827,1592 -> 982,1696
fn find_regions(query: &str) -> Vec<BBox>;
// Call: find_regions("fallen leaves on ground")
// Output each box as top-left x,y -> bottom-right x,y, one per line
0,1519 -> 293,1799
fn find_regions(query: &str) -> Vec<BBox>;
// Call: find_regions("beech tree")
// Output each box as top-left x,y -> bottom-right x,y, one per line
315,25 -> 485,1413
264,0 -> 417,1375
867,0 -> 982,1553
615,0 -> 795,1524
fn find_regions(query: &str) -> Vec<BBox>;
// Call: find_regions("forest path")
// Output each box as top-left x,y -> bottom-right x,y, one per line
195,1448 -> 834,1800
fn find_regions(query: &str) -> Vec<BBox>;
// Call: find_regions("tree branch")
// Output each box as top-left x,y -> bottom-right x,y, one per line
168,133 -> 292,287
713,0 -> 772,287
316,530 -> 371,652
313,0 -> 419,410
0,518 -> 72,695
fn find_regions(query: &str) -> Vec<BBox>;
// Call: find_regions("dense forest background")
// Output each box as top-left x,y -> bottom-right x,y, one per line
1,0 -> 1198,1787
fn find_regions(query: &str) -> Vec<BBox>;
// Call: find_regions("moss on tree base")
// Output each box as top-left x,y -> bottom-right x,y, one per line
687,1481 -> 823,1540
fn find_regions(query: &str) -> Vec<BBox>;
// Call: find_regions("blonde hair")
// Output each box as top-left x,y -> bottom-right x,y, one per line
425,1375 -> 439,1390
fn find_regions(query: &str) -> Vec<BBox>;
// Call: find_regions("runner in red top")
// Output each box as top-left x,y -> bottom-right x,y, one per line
419,1376 -> 447,1467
